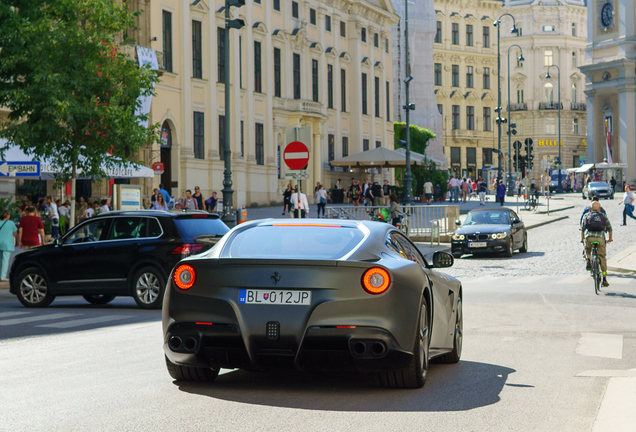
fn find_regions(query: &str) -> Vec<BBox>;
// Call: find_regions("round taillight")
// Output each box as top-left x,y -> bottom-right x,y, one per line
362,267 -> 390,294
174,264 -> 196,290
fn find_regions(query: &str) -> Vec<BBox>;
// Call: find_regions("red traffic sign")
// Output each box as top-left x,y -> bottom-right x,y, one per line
152,162 -> 164,175
283,141 -> 309,170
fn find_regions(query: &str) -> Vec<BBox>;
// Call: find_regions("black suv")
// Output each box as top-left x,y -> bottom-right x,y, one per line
9,210 -> 229,309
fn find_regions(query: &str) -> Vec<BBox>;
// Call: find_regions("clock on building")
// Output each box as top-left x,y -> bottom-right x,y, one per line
599,0 -> 614,30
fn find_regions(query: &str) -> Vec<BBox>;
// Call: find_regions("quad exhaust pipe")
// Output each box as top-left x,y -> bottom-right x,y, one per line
350,340 -> 387,358
169,336 -> 182,351
169,336 -> 198,353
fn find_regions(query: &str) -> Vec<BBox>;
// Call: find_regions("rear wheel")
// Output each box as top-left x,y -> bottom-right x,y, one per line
165,356 -> 219,382
379,300 -> 429,389
82,295 -> 116,305
131,266 -> 165,309
593,256 -> 602,295
433,296 -> 462,364
16,267 -> 55,308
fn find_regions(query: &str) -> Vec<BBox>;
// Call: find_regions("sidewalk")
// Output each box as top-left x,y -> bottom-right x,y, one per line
608,245 -> 636,274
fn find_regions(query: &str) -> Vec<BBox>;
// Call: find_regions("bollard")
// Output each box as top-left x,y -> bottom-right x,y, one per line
236,205 -> 248,224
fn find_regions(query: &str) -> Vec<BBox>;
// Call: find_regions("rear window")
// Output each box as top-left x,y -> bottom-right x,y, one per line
590,182 -> 609,188
174,218 -> 229,243
227,225 -> 365,259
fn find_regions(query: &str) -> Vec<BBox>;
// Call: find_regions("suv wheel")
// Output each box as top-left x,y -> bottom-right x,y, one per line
131,266 -> 165,309
16,267 -> 55,308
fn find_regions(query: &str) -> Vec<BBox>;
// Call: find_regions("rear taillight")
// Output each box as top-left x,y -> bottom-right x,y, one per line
361,267 -> 391,294
172,244 -> 206,258
173,265 -> 196,290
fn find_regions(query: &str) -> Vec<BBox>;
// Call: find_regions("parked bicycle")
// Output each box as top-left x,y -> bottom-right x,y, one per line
395,211 -> 410,236
524,190 -> 539,211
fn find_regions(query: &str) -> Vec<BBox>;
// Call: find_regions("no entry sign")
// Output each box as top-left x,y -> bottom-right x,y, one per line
283,141 -> 309,170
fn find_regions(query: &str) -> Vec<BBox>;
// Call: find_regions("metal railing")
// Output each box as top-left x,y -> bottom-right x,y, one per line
571,102 -> 586,111
325,205 -> 460,237
508,103 -> 527,111
538,102 -> 563,110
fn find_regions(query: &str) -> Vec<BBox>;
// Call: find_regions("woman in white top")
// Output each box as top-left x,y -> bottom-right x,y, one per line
315,186 -> 328,218
83,202 -> 95,219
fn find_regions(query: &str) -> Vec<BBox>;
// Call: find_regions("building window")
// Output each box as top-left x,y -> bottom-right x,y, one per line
572,51 -> 577,68
340,21 -> 346,37
572,83 -> 577,103
274,48 -> 281,97
292,1 -> 299,19
374,76 -> 380,117
483,67 -> 490,89
254,0 -> 260,4
312,59 -> 319,102
451,147 -> 461,168
273,0 -> 280,12
217,28 -> 225,83
293,53 -> 301,99
162,11 -> 173,73
466,66 -> 473,88
362,73 -> 368,115
342,137 -> 349,157
483,107 -> 491,131
466,106 -> 475,130
572,22 -> 577,37
310,8 -> 316,25
517,87 -> 524,103
341,69 -> 347,112
255,123 -> 264,165
545,82 -> 553,102
326,15 -> 331,32
193,111 -> 204,159
483,26 -> 490,48
374,33 -> 379,47
385,38 -> 389,53
376,141 -> 381,148
363,139 -> 369,151
543,25 -> 555,32
328,134 -> 335,162
435,21 -> 442,43
466,25 -> 473,46
386,81 -> 390,120
452,65 -> 459,87
467,147 -> 476,170
192,20 -> 202,79
573,118 -> 579,135
517,27 -> 523,36
452,23 -> 459,45
434,63 -> 442,86
327,65 -> 334,109
545,118 -> 556,134
254,41 -> 262,93
240,120 -> 244,157
452,105 -> 460,129
483,148 -> 493,165
361,27 -> 367,43
544,49 -> 553,66
438,104 -> 443,115
218,115 -> 225,160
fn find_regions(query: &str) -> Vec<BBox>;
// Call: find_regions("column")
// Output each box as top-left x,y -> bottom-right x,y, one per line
585,89 -> 595,166
313,130 -> 322,187
619,88 -> 636,182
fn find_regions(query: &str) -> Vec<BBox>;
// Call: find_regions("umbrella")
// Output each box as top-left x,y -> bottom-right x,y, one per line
394,148 -> 448,170
329,147 -> 425,168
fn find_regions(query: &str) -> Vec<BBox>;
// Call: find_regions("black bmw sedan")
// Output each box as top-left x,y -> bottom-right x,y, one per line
9,210 -> 229,309
451,208 -> 527,258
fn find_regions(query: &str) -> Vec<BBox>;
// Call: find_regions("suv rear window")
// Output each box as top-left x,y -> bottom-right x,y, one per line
174,217 -> 229,243
227,225 -> 365,259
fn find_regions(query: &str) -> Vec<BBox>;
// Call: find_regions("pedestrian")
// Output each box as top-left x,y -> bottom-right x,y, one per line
290,188 -> 309,218
99,199 -> 110,214
37,198 -> 46,217
183,190 -> 197,210
0,211 -> 17,281
282,184 -> 292,215
371,181 -> 383,206
433,183 -> 443,202
382,180 -> 391,205
497,180 -> 506,206
83,201 -> 94,219
515,178 -> 522,197
314,181 -> 322,194
350,180 -> 362,207
610,176 -> 617,194
461,178 -> 469,203
619,185 -> 636,225
389,194 -> 401,226
75,197 -> 85,222
315,185 -> 328,218
46,196 -> 60,239
424,180 -> 433,205
18,206 -> 45,250
158,183 -> 171,204
193,186 -> 204,211
92,201 -> 100,215
362,178 -> 371,206
478,178 -> 488,206
152,193 -> 169,210
334,179 -> 342,190
449,176 -> 459,202
58,200 -> 70,235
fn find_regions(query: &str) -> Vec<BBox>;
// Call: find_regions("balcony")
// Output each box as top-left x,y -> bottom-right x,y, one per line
280,99 -> 324,115
119,44 -> 165,70
508,103 -> 527,111
538,102 -> 563,110
571,102 -> 586,111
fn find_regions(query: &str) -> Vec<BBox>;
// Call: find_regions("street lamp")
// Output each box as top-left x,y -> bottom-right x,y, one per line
507,44 -> 524,196
402,0 -> 415,205
546,65 -> 562,193
494,14 -> 518,191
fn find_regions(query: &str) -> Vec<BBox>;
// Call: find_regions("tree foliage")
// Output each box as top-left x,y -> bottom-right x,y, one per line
0,0 -> 159,184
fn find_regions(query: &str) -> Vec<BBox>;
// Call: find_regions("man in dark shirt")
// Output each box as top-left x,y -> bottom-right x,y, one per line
371,181 -> 383,206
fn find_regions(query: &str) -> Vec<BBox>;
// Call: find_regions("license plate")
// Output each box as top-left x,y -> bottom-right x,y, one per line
239,289 -> 311,305
469,242 -> 487,248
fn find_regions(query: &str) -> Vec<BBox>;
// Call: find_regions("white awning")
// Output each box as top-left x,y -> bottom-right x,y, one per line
575,163 -> 595,173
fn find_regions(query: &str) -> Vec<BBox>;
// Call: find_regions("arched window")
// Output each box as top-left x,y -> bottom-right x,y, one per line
517,85 -> 524,104
161,121 -> 172,147
545,83 -> 554,103
572,83 -> 577,104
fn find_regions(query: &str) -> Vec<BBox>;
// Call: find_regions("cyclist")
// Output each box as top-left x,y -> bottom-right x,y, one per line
580,196 -> 607,224
581,201 -> 613,287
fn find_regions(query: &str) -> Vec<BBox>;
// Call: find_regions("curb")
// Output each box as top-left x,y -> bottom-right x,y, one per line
607,266 -> 636,274
536,205 -> 575,215
526,215 -> 569,230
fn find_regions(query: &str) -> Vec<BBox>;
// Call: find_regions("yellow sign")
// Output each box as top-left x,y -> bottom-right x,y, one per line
538,139 -> 563,147
581,139 -> 587,147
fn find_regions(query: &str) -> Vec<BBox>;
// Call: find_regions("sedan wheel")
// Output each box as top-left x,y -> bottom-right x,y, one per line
131,266 -> 165,309
16,267 -> 55,308
504,238 -> 514,257
519,233 -> 528,253
434,296 -> 463,364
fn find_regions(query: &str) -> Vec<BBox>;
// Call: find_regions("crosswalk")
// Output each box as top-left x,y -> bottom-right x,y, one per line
0,311 -> 134,328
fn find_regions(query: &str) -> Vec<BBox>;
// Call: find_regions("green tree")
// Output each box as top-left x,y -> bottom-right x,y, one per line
0,0 -> 159,225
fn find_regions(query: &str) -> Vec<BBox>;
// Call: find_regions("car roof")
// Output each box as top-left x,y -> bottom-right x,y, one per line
92,210 -> 220,219
239,218 -> 392,233
467,207 -> 515,213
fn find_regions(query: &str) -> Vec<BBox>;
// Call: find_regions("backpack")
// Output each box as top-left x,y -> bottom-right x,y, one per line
583,211 -> 606,232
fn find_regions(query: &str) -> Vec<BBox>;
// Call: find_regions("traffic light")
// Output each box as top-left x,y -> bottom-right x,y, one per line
507,122 -> 517,136
525,138 -> 534,170
513,140 -> 522,170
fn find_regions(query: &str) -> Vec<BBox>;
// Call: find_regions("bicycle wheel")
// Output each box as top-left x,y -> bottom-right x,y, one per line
592,255 -> 602,295
401,220 -> 410,236
524,200 -> 530,211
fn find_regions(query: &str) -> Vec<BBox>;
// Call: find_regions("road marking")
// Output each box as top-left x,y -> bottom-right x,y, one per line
0,311 -> 31,318
577,369 -> 636,378
592,378 -> 636,432
37,315 -> 130,329
576,333 -> 623,359
0,313 -> 79,326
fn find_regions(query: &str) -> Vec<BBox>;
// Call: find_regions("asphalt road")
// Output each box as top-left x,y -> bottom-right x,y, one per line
1,195 -> 634,431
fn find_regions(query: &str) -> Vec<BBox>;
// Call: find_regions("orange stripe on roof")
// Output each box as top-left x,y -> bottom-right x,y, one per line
271,224 -> 342,228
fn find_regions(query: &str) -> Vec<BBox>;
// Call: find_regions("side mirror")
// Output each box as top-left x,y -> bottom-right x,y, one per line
455,219 -> 461,226
511,217 -> 521,224
54,238 -> 62,246
432,251 -> 454,269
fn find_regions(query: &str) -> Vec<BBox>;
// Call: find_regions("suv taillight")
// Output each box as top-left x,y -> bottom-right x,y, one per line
172,244 -> 206,258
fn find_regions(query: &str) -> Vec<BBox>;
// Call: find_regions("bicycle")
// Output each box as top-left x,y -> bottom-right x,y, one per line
395,211 -> 410,236
523,191 -> 539,211
589,241 -> 603,295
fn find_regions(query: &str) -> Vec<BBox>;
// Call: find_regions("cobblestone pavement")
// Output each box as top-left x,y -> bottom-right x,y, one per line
443,195 -> 633,279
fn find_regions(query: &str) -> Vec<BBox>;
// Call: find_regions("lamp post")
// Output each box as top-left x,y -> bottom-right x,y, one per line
546,64 -> 562,193
221,1 -> 245,225
402,0 -> 415,205
507,44 -> 524,195
494,14 -> 518,191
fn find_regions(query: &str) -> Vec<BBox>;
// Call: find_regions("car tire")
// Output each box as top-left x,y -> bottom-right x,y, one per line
379,299 -> 429,389
433,296 -> 462,364
504,238 -> 514,257
165,356 -> 219,382
82,295 -> 116,305
519,233 -> 528,253
15,267 -> 55,308
131,266 -> 165,309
